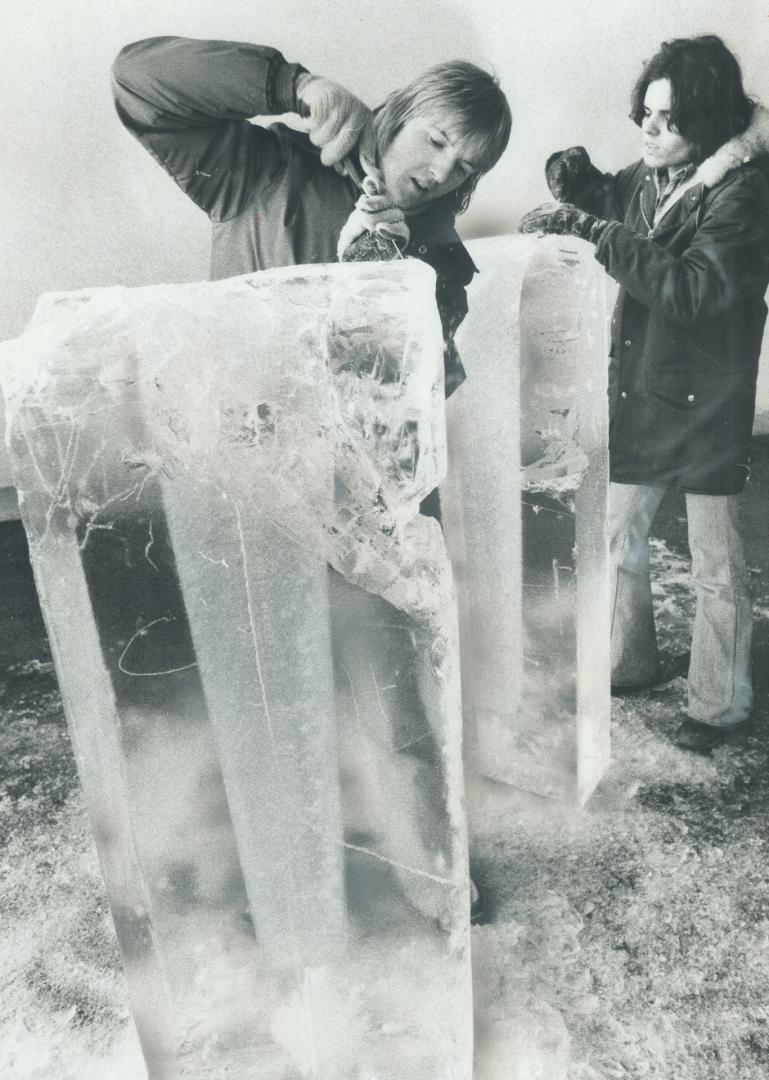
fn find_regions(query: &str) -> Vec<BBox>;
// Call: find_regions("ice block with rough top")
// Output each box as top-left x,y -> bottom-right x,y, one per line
441,234 -> 611,806
0,261 -> 471,1080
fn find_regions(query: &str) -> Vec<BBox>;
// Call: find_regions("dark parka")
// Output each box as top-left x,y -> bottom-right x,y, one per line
570,156 -> 769,493
111,36 -> 477,397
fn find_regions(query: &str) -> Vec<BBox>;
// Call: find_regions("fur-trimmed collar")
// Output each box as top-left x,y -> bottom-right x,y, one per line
695,103 -> 769,188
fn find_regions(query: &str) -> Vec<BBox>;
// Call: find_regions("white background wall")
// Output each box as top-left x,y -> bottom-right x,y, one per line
2,0 -> 769,484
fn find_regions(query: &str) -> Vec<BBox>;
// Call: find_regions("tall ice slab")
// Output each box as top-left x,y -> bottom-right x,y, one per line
442,235 -> 611,806
0,262 -> 472,1079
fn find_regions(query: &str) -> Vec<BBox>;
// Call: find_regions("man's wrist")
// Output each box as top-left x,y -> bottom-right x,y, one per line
293,71 -> 314,115
585,215 -> 608,244
270,60 -> 309,115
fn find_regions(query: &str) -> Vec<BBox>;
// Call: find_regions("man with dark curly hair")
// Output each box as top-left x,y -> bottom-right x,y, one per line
521,35 -> 769,753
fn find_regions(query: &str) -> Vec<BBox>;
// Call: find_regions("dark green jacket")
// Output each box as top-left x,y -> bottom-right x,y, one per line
573,156 -> 769,493
112,36 -> 477,396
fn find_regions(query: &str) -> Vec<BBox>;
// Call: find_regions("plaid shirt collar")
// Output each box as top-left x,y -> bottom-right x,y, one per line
652,162 -> 697,222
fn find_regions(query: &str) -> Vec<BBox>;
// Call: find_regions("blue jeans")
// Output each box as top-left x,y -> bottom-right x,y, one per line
609,482 -> 752,727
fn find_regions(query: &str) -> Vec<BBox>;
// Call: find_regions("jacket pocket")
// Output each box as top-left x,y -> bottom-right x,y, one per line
684,331 -> 746,375
647,367 -> 742,408
646,371 -> 696,408
686,305 -> 765,375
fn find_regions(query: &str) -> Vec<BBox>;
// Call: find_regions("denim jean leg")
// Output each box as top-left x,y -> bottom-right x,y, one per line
686,493 -> 752,727
609,482 -> 666,686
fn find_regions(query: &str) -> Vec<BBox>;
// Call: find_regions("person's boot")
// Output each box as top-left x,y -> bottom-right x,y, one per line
674,715 -> 750,754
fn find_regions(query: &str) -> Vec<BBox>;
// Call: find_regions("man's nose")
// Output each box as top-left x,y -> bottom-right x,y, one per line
643,115 -> 660,136
430,151 -> 456,185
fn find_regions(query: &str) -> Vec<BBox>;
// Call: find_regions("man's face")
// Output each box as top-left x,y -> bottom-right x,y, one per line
641,79 -> 696,170
379,114 -> 480,212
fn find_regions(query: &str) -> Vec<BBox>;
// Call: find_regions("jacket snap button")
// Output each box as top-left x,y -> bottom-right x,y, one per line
687,393 -> 695,402
620,391 -> 628,399
418,245 -> 428,254
624,339 -> 632,347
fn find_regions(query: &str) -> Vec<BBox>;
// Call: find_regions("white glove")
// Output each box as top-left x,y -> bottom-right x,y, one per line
296,74 -> 374,166
697,103 -> 769,188
337,176 -> 410,260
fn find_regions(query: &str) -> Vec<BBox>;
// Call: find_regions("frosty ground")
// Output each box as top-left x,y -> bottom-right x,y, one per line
2,441 -> 769,1080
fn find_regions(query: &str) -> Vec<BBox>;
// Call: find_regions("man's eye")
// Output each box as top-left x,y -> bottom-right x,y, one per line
430,134 -> 445,148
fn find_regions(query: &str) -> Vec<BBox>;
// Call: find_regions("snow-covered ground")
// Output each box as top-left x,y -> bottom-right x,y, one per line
2,474 -> 769,1079
469,529 -> 769,1079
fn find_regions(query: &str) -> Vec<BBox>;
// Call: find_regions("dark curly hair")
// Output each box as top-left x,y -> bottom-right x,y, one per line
629,35 -> 754,162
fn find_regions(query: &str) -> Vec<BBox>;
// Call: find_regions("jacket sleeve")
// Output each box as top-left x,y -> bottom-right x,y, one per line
111,37 -> 307,221
594,171 -> 769,326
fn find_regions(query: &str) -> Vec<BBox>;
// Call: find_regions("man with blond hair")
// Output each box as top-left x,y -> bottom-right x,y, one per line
112,35 -> 511,397
113,34 -> 511,924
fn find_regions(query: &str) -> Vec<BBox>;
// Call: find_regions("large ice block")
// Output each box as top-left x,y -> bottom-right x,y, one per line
0,262 -> 471,1079
441,235 -> 611,806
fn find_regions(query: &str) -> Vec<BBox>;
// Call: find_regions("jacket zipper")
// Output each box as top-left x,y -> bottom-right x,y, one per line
640,195 -> 654,237
630,181 -> 654,238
